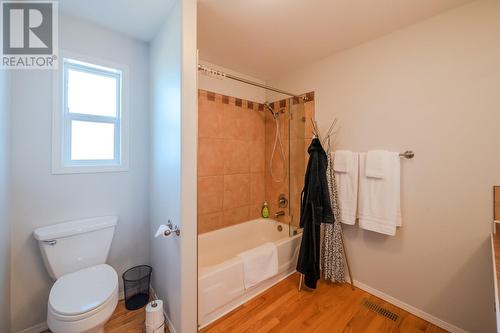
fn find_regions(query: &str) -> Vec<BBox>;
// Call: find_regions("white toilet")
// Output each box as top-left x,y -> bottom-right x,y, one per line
33,216 -> 119,333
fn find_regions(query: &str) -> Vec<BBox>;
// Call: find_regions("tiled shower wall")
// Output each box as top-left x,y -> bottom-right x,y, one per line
197,89 -> 314,234
197,90 -> 266,234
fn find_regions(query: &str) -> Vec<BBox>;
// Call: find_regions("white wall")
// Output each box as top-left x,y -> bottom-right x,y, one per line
269,1 -> 500,332
180,0 -> 199,331
0,70 -> 11,333
150,1 -> 198,331
149,2 -> 183,332
198,60 -> 267,103
9,15 -> 150,332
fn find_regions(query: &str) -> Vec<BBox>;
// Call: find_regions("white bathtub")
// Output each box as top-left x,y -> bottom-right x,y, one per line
198,218 -> 302,328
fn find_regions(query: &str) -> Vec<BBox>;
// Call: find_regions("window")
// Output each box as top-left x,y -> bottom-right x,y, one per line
53,53 -> 129,173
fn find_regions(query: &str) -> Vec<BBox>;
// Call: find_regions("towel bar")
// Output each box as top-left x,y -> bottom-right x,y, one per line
399,150 -> 414,159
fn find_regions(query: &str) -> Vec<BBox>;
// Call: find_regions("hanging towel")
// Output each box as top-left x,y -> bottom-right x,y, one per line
333,151 -> 359,225
321,154 -> 346,283
333,150 -> 349,173
366,150 -> 388,178
236,242 -> 278,289
297,138 -> 333,289
358,152 -> 401,236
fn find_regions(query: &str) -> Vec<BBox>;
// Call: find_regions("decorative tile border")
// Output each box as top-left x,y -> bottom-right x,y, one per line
274,91 -> 315,107
199,89 -> 264,111
198,89 -> 314,111
207,91 -> 215,101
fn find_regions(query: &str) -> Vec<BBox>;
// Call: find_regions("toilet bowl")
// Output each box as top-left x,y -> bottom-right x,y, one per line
33,216 -> 119,333
47,264 -> 119,333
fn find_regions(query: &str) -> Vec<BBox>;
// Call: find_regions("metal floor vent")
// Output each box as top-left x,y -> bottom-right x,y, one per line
361,298 -> 400,323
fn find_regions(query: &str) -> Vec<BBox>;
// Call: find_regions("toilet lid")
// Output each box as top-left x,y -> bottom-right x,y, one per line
49,264 -> 118,316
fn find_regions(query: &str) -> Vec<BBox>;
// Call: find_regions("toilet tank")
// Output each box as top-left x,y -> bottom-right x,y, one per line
33,216 -> 118,279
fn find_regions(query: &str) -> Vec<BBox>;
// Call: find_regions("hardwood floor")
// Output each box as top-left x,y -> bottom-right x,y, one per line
104,273 -> 447,333
42,301 -> 165,333
200,273 -> 448,333
105,300 -> 169,333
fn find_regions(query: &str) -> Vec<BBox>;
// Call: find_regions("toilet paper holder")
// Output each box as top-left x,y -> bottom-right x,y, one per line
165,220 -> 180,237
154,220 -> 180,238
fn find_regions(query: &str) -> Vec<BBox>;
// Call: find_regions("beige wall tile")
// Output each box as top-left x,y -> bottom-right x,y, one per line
223,206 -> 250,226
223,174 -> 250,210
222,103 -> 252,140
250,172 -> 265,204
198,176 -> 224,215
250,140 -> 265,172
224,139 -> 250,174
199,98 -> 223,139
249,110 -> 266,142
249,204 -> 264,220
198,212 -> 223,234
198,137 -> 224,176
197,91 -> 312,233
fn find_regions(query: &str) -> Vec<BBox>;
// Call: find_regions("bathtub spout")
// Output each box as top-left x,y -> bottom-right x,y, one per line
275,211 -> 285,218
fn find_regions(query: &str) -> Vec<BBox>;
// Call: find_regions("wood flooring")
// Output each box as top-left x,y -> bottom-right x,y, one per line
103,273 -> 448,333
105,300 -> 154,333
42,301 -> 163,333
200,273 -> 448,333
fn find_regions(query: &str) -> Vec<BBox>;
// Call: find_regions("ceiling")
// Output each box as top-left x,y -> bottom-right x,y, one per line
59,0 -> 176,41
198,0 -> 473,80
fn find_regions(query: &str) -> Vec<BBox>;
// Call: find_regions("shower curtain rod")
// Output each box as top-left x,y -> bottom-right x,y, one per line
198,64 -> 308,101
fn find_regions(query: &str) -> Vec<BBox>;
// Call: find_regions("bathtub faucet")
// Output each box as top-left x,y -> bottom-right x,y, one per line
275,211 -> 285,218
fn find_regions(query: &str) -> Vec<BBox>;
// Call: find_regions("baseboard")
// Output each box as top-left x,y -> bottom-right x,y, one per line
150,286 -> 177,333
16,322 -> 48,333
353,279 -> 468,333
164,314 -> 176,333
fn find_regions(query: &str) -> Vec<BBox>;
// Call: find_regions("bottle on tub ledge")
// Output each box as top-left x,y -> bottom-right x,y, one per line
261,201 -> 270,218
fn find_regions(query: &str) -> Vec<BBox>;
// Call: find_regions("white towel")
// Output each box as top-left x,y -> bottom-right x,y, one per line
366,150 -> 388,178
358,152 -> 401,236
333,150 -> 359,225
236,242 -> 278,289
333,150 -> 349,173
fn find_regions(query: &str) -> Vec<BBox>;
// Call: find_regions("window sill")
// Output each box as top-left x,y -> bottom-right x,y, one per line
52,164 -> 129,175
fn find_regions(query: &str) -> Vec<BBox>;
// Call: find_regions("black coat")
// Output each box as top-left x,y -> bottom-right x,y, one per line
296,138 -> 334,289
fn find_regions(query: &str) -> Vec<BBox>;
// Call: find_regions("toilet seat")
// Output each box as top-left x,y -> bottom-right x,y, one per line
47,292 -> 118,333
49,264 -> 118,321
49,285 -> 117,322
47,264 -> 118,333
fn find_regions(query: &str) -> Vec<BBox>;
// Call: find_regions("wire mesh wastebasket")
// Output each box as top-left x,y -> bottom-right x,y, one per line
122,265 -> 152,310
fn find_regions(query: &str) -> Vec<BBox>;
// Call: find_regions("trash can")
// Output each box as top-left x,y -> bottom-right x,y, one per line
122,265 -> 152,310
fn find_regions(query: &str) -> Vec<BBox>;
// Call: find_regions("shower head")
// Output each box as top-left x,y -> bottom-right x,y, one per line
264,102 -> 279,118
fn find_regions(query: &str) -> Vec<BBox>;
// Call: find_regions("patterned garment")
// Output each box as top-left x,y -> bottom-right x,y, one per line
321,154 -> 346,283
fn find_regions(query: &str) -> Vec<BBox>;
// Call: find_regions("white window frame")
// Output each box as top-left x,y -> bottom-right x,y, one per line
52,51 -> 129,174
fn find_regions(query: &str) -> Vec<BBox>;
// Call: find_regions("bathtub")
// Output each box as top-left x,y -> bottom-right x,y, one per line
198,218 -> 302,328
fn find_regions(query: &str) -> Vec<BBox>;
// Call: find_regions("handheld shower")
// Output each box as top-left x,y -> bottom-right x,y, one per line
264,102 -> 286,183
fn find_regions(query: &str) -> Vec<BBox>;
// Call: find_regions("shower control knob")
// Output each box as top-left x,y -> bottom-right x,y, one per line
278,194 -> 288,208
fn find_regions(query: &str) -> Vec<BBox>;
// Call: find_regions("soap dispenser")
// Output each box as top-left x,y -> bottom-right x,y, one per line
261,201 -> 270,218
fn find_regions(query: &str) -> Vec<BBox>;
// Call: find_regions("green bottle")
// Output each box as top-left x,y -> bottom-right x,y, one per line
262,201 -> 270,218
